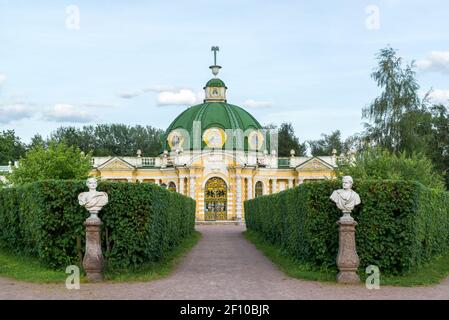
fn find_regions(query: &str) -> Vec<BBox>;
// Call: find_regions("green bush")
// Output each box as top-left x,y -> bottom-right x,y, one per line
0,180 -> 195,270
8,141 -> 92,185
245,180 -> 449,275
337,148 -> 446,190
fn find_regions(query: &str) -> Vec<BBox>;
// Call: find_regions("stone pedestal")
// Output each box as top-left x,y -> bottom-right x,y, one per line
336,216 -> 360,284
83,216 -> 104,281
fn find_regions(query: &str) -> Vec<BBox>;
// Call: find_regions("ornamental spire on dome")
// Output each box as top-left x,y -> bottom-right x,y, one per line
209,46 -> 221,77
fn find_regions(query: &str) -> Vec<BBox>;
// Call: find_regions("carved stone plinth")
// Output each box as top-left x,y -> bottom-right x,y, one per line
336,216 -> 360,284
83,216 -> 104,282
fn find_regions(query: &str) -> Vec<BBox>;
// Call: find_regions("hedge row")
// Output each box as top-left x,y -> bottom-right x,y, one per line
0,180 -> 196,270
244,180 -> 449,275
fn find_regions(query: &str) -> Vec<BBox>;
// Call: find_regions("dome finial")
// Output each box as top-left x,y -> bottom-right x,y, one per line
210,46 -> 222,77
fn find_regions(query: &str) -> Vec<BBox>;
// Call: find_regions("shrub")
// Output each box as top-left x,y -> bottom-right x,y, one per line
337,147 -> 446,190
0,180 -> 196,270
8,141 -> 92,185
245,180 -> 449,275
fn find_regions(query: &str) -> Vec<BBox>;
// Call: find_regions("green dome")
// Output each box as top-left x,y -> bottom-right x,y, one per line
163,102 -> 266,152
205,78 -> 226,88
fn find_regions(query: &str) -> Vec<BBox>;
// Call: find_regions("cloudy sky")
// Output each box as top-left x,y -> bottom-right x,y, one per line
1,0 -> 449,145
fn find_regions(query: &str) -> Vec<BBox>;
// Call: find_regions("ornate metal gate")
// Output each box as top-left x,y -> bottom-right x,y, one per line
204,177 -> 227,221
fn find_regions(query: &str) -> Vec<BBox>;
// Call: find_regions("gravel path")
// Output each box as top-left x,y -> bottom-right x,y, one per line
1,225 -> 449,300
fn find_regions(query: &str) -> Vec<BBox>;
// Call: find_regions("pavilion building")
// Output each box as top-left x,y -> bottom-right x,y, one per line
90,49 -> 337,222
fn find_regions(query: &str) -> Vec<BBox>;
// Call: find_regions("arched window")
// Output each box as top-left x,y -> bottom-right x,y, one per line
255,181 -> 263,197
168,182 -> 176,192
160,183 -> 167,189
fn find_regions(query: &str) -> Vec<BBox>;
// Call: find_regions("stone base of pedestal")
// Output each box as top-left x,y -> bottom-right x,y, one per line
337,270 -> 360,284
336,217 -> 360,285
85,271 -> 103,282
83,217 -> 104,282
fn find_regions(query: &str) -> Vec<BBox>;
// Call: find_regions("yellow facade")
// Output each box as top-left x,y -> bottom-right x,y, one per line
90,151 -> 337,222
90,53 -> 339,222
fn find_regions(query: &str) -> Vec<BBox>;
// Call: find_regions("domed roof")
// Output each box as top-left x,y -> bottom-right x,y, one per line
163,52 -> 268,153
204,78 -> 226,88
163,102 -> 265,152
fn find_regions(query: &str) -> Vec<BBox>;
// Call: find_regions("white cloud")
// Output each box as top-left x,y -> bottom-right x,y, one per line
196,91 -> 205,103
119,85 -> 204,106
242,99 -> 273,109
0,74 -> 6,85
118,91 -> 141,99
83,102 -> 118,108
157,89 -> 203,106
119,85 -> 176,98
0,103 -> 35,123
429,89 -> 449,105
143,85 -> 176,92
417,51 -> 449,74
43,104 -> 95,123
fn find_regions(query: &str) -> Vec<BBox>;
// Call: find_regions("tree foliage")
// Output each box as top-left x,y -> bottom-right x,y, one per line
363,46 -> 431,154
8,142 -> 92,185
265,122 -> 307,157
308,130 -> 346,156
49,124 -> 164,157
0,130 -> 26,164
336,147 -> 445,190
426,104 -> 449,186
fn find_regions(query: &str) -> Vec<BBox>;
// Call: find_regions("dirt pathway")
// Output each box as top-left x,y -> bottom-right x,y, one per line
1,225 -> 449,299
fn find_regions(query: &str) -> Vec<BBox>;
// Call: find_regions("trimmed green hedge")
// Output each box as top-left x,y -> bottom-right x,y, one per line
244,180 -> 449,275
0,180 -> 196,270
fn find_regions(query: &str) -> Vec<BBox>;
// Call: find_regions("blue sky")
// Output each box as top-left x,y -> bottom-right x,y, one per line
1,0 -> 449,145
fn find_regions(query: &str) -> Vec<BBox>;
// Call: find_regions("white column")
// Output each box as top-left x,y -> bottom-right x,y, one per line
179,177 -> 185,195
272,178 -> 277,194
279,180 -> 286,192
189,176 -> 196,199
236,176 -> 242,221
288,178 -> 294,189
247,178 -> 253,200
264,180 -> 269,195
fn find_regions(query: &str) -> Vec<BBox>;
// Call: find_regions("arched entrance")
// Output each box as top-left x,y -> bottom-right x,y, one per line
204,177 -> 227,221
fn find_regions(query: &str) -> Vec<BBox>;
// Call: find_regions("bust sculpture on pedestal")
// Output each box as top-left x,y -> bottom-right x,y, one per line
78,178 -> 108,282
330,176 -> 361,221
78,178 -> 108,220
330,176 -> 361,284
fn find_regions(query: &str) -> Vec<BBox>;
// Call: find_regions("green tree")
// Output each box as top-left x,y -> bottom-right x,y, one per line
0,130 -> 26,164
336,147 -> 445,190
28,134 -> 47,149
267,122 -> 307,157
308,130 -> 345,156
427,104 -> 449,187
8,141 -> 92,185
49,124 -> 164,156
363,46 -> 431,154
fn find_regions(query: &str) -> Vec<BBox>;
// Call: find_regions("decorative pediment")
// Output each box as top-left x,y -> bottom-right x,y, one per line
296,157 -> 334,172
98,157 -> 135,171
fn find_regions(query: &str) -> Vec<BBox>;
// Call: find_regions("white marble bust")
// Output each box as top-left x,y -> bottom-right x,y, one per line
78,178 -> 108,219
330,176 -> 361,219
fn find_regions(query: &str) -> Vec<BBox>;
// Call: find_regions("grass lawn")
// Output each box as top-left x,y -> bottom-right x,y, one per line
0,250 -> 68,283
244,229 -> 449,287
380,253 -> 449,287
0,231 -> 201,283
